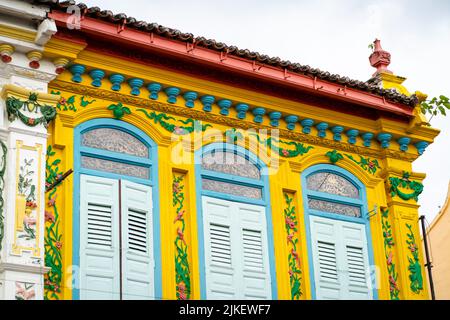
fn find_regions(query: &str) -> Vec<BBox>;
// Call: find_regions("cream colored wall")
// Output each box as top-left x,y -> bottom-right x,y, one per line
425,182 -> 450,299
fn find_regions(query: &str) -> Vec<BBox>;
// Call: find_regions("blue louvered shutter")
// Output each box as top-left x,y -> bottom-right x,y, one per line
121,180 -> 155,300
79,175 -> 120,300
341,222 -> 372,299
203,196 -> 238,299
237,202 -> 271,300
310,216 -> 372,300
310,215 -> 342,300
203,196 -> 271,300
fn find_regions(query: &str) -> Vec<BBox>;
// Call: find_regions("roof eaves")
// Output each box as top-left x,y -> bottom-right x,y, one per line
33,0 -> 418,108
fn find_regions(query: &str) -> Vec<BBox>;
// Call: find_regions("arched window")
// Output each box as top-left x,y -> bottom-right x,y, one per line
196,143 -> 276,300
302,165 -> 375,300
306,171 -> 361,217
73,119 -> 160,300
79,126 -> 152,180
200,150 -> 263,200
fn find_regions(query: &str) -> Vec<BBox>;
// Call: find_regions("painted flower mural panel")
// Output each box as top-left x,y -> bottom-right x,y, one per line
283,193 -> 302,300
44,146 -> 63,300
406,223 -> 423,294
15,282 -> 36,300
173,174 -> 191,300
381,208 -> 400,300
17,158 -> 37,242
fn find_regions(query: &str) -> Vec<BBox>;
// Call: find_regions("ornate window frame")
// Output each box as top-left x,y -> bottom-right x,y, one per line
194,142 -> 277,299
300,164 -> 378,300
72,118 -> 161,300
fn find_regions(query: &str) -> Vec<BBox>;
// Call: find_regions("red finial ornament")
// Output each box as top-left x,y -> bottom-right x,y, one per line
1,54 -> 12,63
369,39 -> 392,76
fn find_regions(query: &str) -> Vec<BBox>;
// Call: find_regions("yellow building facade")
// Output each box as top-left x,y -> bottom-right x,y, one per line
0,0 -> 440,300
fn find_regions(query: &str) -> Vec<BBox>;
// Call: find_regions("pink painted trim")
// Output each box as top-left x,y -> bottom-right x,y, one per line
49,12 -> 413,117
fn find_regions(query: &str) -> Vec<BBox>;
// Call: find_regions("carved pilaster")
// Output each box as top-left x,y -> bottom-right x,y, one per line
0,84 -> 59,300
380,168 -> 429,299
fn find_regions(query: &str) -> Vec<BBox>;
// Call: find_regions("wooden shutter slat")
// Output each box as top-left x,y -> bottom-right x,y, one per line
121,180 -> 154,300
80,175 -> 120,300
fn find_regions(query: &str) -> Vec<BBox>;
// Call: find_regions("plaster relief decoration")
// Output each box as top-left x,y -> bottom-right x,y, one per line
345,154 -> 381,175
13,141 -> 43,257
2,84 -> 59,128
6,93 -> 56,127
108,102 -> 131,119
137,109 -> 212,135
251,133 -> 313,158
405,223 -> 423,294
44,146 -> 63,300
381,208 -> 400,300
325,149 -> 343,164
51,90 -> 96,112
283,193 -> 302,300
389,172 -> 424,202
173,174 -> 191,300
15,282 -> 36,300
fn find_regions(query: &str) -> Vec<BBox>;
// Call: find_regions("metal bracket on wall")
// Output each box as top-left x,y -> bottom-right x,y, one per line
45,169 -> 73,193
366,204 -> 378,219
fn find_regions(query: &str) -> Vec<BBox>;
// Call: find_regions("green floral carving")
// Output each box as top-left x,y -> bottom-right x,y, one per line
381,209 -> 400,300
80,96 -> 96,108
0,141 -> 6,253
137,109 -> 212,135
52,91 -> 96,112
284,193 -> 302,300
54,93 -> 76,111
326,149 -> 343,164
6,94 -> 56,128
345,154 -> 381,175
406,223 -> 423,294
44,146 -> 63,300
389,172 -> 424,201
251,134 -> 313,158
108,102 -> 131,119
173,175 -> 191,300
225,128 -> 244,144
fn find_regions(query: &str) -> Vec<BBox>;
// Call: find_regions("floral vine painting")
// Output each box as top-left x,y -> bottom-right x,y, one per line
17,158 -> 37,241
44,146 -> 63,300
283,193 -> 302,300
15,282 -> 36,300
381,209 -> 400,299
173,174 -> 191,300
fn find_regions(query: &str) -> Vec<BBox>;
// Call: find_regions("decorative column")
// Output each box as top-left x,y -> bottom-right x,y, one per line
0,0 -> 71,299
0,84 -> 59,300
0,30 -> 60,300
380,168 -> 429,300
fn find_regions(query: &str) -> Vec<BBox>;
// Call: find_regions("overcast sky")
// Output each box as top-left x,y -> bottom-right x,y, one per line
81,0 -> 450,223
